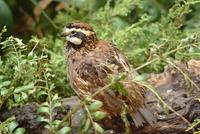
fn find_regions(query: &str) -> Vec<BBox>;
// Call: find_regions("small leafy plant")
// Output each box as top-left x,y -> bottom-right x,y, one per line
0,116 -> 25,134
37,94 -> 71,134
82,98 -> 106,133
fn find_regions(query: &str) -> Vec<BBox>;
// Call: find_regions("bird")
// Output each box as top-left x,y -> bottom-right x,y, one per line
61,21 -> 156,131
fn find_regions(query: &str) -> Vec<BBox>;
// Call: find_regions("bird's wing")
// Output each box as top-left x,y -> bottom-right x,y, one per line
69,41 -> 142,113
68,41 -> 155,125
75,41 -> 132,89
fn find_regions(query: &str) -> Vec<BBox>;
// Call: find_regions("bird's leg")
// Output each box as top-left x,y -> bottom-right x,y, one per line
121,104 -> 131,134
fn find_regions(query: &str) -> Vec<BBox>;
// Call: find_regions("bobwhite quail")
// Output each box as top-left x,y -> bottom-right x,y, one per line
61,21 -> 156,131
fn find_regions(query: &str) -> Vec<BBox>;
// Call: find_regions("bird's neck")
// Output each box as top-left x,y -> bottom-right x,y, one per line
84,34 -> 99,50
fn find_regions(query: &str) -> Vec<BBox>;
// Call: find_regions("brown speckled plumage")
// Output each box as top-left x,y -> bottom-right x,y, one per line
66,21 -> 94,31
63,21 -> 156,127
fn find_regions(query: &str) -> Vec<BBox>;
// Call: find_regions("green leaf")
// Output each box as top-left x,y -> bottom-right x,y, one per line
46,72 -> 52,78
36,90 -> 48,99
0,81 -> 11,87
175,51 -> 185,60
21,92 -> 28,100
14,128 -> 25,134
112,16 -> 128,29
44,124 -> 50,129
37,116 -> 50,123
0,88 -> 9,95
113,82 -> 128,96
14,83 -> 34,93
82,118 -> 90,133
0,75 -> 3,80
151,62 -> 164,73
8,121 -> 18,132
88,100 -> 103,112
94,122 -> 104,133
92,111 -> 107,121
37,106 -> 50,114
41,102 -> 49,106
14,94 -> 21,103
27,51 -> 34,60
114,73 -> 126,82
52,101 -> 61,110
132,48 -> 146,54
57,126 -> 71,134
52,120 -> 61,128
134,74 -> 148,82
52,94 -> 59,100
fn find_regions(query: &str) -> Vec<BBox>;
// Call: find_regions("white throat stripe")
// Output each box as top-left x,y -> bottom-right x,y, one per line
67,36 -> 82,45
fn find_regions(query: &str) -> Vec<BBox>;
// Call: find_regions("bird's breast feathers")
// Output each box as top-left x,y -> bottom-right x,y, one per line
67,40 -> 132,90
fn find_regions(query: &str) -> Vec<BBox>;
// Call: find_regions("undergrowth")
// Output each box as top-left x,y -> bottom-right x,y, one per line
1,0 -> 200,133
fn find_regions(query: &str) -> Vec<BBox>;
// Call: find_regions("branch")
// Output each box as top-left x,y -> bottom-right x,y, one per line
132,80 -> 195,133
29,0 -> 59,30
57,81 -> 114,129
166,60 -> 200,91
132,45 -> 190,72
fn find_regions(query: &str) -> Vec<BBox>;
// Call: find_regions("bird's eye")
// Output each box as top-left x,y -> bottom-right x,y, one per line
71,31 -> 76,34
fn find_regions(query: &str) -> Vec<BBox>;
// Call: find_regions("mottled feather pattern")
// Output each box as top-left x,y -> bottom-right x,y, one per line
63,22 -> 156,127
66,40 -> 145,114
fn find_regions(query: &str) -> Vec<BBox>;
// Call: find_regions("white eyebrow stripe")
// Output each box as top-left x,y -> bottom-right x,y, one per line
65,28 -> 94,36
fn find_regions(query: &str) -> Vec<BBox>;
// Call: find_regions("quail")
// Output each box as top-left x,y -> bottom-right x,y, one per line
61,21 -> 156,131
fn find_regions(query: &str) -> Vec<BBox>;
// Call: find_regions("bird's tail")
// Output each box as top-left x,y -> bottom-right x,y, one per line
129,106 -> 156,127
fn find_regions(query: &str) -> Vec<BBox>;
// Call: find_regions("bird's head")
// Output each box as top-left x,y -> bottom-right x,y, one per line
61,21 -> 97,46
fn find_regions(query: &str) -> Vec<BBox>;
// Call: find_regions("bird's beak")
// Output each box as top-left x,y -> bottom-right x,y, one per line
60,28 -> 71,37
60,32 -> 66,37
